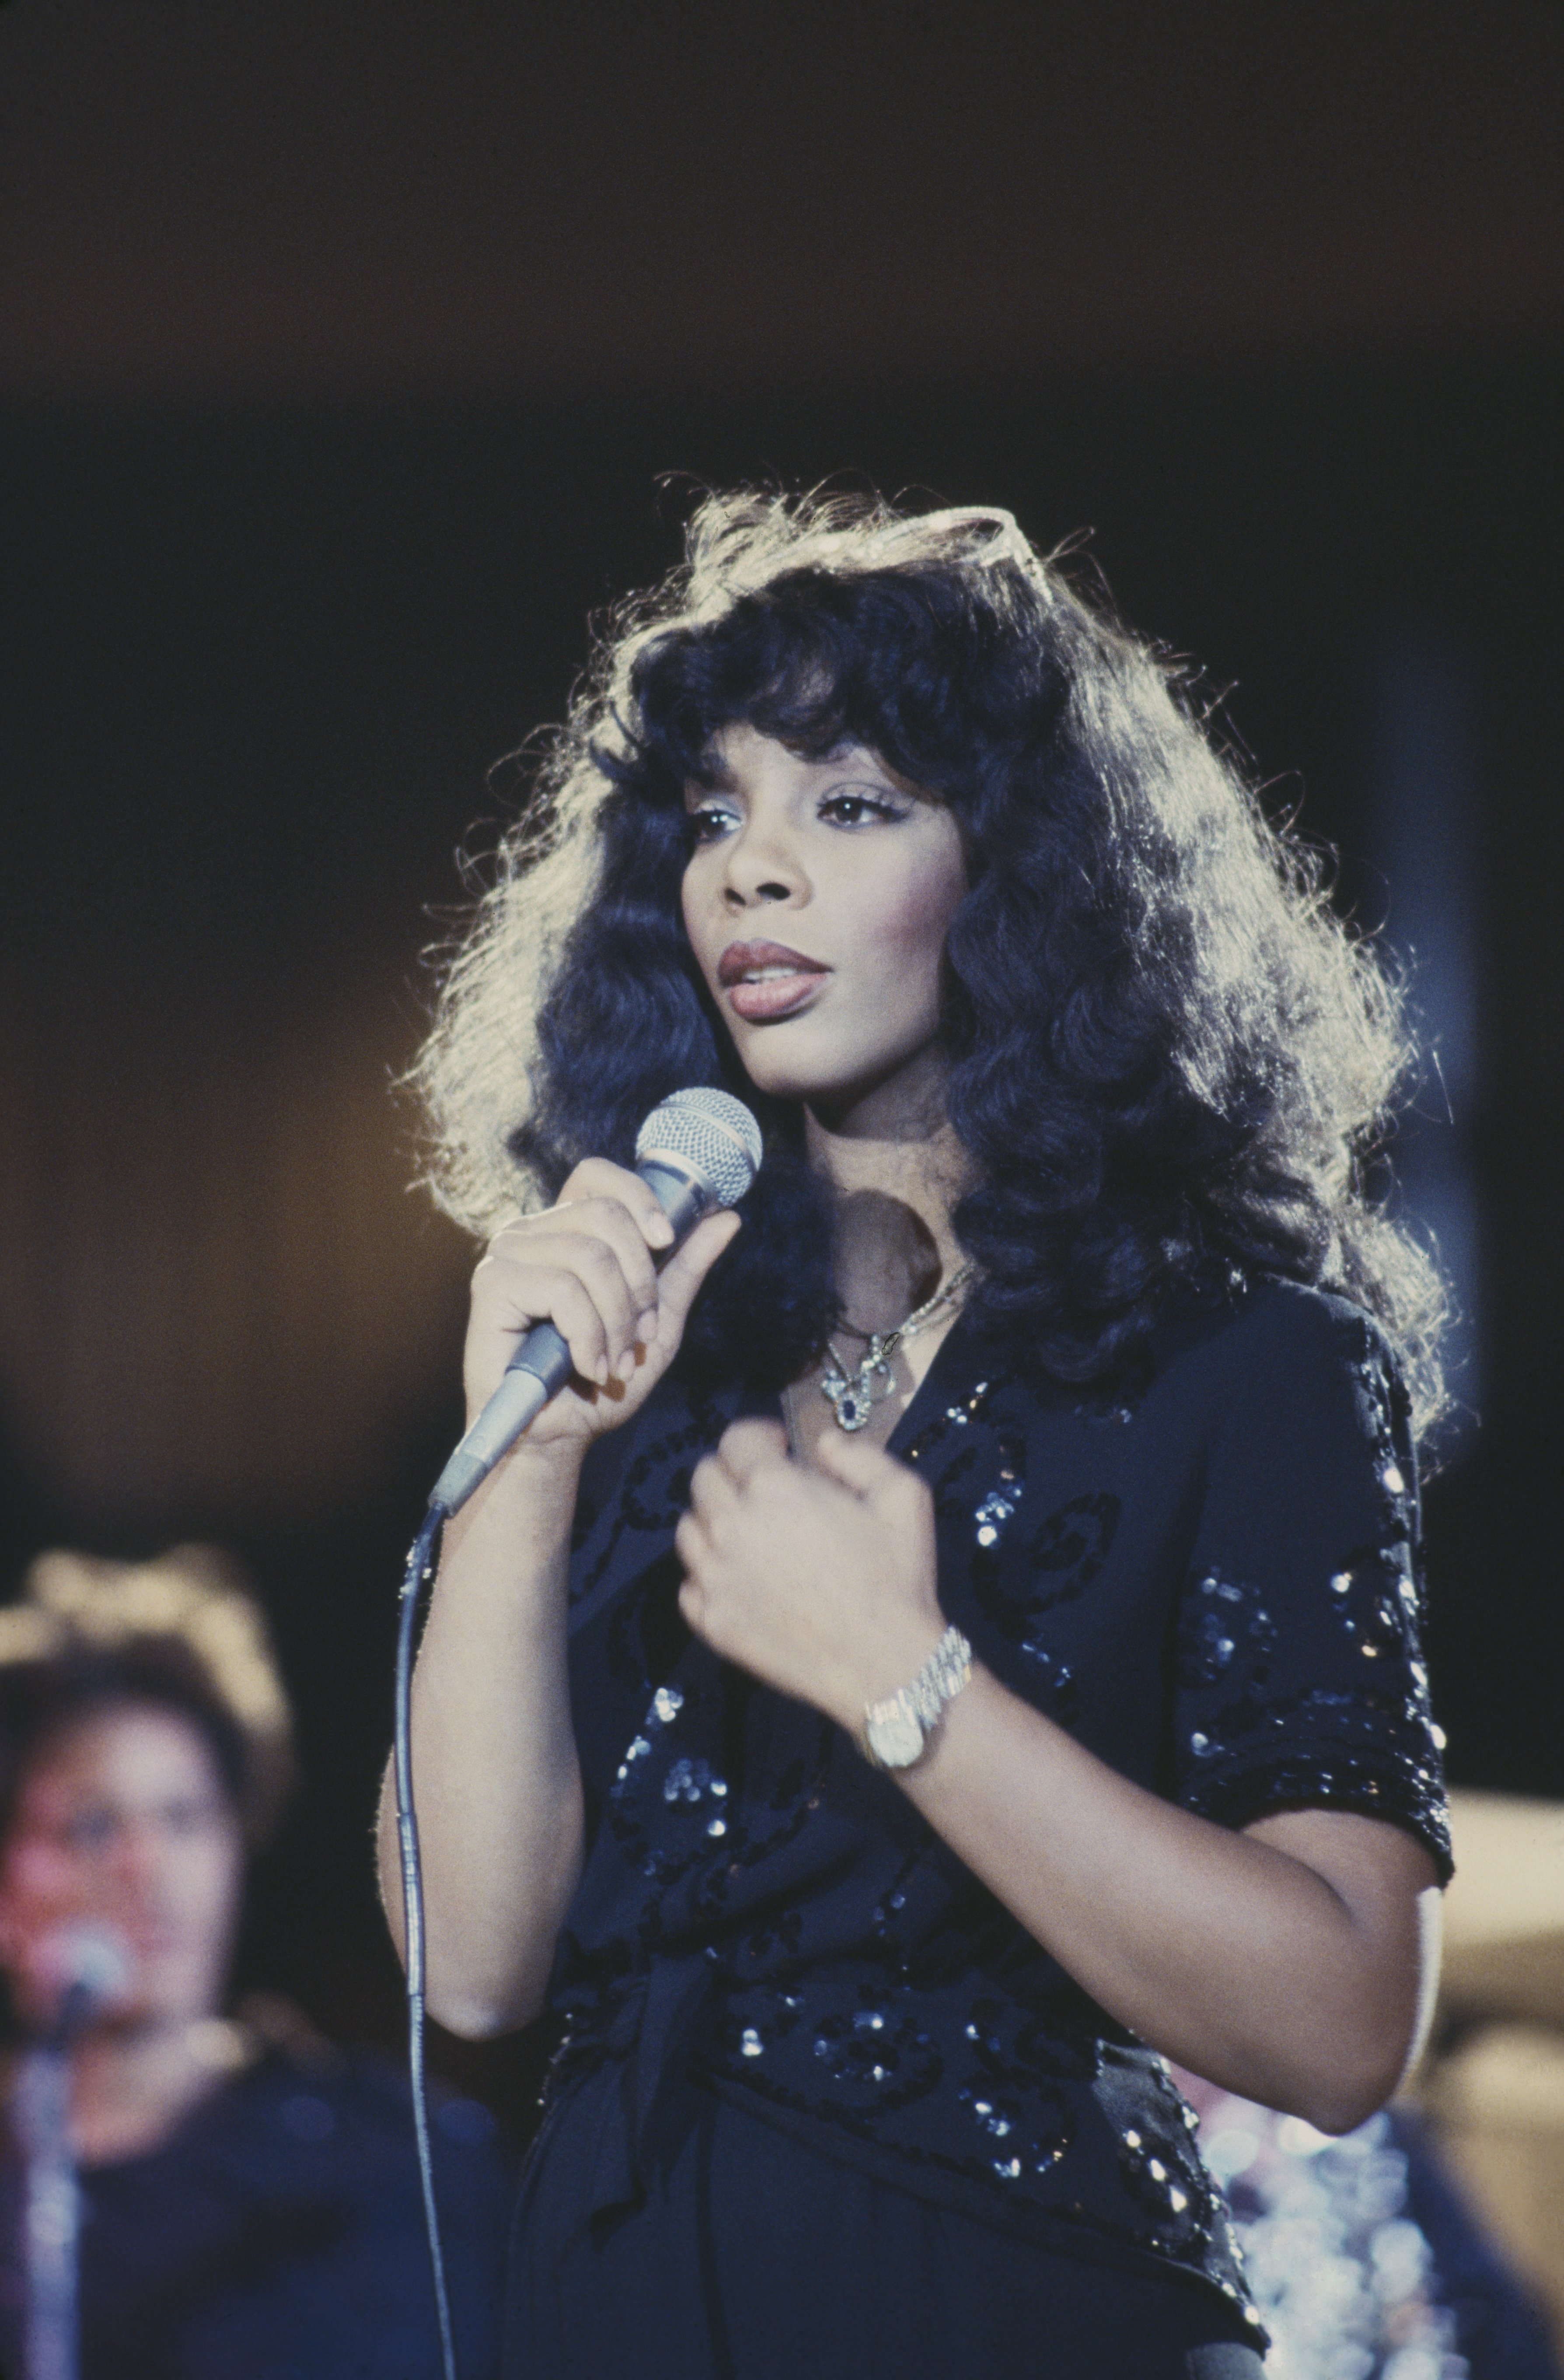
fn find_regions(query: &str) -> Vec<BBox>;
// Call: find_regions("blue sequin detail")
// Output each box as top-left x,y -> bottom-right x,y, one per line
974,1483 -> 1023,1548
550,1281 -> 1449,2333
1176,1570 -> 1277,1693
663,1756 -> 712,1804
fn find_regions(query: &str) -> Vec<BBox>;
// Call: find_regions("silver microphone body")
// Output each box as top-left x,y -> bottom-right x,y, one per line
429,1091 -> 761,1515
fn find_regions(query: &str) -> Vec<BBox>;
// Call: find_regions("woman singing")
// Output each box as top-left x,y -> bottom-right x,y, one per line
381,493 -> 1451,2378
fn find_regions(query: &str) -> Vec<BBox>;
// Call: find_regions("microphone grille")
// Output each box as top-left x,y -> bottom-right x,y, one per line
39,1922 -> 133,2008
635,1089 -> 762,1210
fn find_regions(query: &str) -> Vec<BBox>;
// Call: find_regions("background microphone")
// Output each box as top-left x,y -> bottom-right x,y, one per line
11,1924 -> 132,2380
31,1923 -> 133,2047
428,1088 -> 762,1515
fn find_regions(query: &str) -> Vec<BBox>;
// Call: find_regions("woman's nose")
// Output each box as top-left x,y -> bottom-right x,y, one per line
719,819 -> 809,910
112,1819 -> 167,1890
724,873 -> 793,910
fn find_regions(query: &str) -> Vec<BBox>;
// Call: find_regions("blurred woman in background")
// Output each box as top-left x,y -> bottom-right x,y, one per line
0,1545 -> 513,2379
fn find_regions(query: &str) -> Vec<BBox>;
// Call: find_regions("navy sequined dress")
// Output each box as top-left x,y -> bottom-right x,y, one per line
506,1277 -> 1451,2377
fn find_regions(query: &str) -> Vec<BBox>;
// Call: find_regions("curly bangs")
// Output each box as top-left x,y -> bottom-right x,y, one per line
411,491 -> 1446,1441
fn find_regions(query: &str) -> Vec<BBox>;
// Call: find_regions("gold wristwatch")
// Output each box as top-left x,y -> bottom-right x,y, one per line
861,1626 -> 973,1770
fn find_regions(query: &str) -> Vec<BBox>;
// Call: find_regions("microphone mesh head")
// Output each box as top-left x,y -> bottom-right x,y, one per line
635,1089 -> 762,1210
38,1922 -> 133,2007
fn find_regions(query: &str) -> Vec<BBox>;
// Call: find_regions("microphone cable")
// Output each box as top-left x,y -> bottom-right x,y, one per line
394,1498 -> 459,2380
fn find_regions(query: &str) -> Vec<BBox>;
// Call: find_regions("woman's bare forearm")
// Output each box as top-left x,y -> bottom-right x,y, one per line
376,1442 -> 588,2037
677,1425 -> 1440,2135
376,1172 -> 742,2037
897,1666 -> 1439,2132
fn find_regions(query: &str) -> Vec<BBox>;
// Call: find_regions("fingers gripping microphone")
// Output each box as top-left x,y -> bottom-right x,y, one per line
428,1089 -> 762,1516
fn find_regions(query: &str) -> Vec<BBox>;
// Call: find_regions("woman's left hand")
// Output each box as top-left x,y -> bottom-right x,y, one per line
675,1420 -> 947,1732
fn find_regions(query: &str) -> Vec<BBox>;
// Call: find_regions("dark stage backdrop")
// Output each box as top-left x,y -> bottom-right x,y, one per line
3,357 -> 1559,2106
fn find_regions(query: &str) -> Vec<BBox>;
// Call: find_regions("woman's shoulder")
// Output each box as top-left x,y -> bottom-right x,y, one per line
235,2032 -> 512,2172
1154,1273 -> 1395,1393
1065,1274 -> 1410,1473
97,2002 -> 516,2198
1121,1273 -> 1421,1531
967,1276 -> 1389,1447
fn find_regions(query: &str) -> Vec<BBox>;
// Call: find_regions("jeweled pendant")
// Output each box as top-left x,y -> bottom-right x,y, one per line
824,1377 -> 873,1431
819,1330 -> 900,1431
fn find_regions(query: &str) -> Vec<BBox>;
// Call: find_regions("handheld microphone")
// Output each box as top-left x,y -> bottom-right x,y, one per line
428,1088 -> 762,1515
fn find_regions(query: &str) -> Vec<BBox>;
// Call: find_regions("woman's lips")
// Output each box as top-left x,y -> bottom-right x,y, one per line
718,940 -> 830,1023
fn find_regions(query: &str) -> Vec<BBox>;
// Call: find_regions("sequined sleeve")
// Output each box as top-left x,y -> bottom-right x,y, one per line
1170,1287 -> 1452,1880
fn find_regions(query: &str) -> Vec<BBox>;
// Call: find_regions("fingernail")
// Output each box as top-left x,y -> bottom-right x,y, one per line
593,1357 -> 609,1384
647,1214 -> 674,1246
618,1348 -> 638,1379
638,1306 -> 659,1340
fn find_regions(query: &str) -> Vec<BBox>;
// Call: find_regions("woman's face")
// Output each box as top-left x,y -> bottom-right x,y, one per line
0,1705 -> 245,2036
681,724 -> 967,1127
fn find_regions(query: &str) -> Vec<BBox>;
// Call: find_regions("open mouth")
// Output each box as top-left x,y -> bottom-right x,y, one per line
717,940 -> 831,1022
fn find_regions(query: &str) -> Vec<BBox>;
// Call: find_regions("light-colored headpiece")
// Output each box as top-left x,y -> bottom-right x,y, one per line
680,493 -> 1052,622
0,1546 -> 293,1839
818,503 -> 1036,572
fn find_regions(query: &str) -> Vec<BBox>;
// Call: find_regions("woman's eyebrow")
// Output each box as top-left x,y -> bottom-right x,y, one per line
685,758 -> 740,798
818,760 -> 921,801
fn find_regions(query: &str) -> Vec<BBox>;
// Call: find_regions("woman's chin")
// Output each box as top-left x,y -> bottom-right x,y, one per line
733,1036 -> 943,1118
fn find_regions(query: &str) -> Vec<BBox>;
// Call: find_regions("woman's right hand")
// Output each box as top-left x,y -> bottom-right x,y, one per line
462,1158 -> 742,1458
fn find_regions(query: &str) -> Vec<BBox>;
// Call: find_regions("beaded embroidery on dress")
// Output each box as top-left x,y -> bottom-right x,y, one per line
543,1278 -> 1449,2335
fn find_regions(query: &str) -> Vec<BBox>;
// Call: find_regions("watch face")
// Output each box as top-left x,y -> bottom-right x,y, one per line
866,1704 -> 925,1769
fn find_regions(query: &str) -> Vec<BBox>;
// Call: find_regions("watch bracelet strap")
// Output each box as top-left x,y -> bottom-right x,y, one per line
864,1624 -> 973,1749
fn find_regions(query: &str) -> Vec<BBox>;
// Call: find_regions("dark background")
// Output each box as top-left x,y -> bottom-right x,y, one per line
1,0 -> 1560,2114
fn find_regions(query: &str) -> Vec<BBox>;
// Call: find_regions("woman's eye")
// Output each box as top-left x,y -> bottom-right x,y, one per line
687,806 -> 740,843
819,793 -> 902,827
164,1798 -> 223,1836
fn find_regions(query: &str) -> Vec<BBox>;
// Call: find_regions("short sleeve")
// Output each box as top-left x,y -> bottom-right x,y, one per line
1170,1285 -> 1452,1882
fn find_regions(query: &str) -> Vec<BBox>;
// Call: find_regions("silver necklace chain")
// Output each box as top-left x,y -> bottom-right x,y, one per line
817,1262 -> 976,1432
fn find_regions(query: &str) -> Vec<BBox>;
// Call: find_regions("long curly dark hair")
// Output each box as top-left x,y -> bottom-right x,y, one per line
413,491 -> 1446,1440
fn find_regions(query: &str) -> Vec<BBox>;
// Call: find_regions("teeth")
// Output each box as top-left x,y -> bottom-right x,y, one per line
741,966 -> 804,983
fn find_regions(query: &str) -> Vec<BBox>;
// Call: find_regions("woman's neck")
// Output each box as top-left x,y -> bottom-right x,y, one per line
803,1079 -> 971,1337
